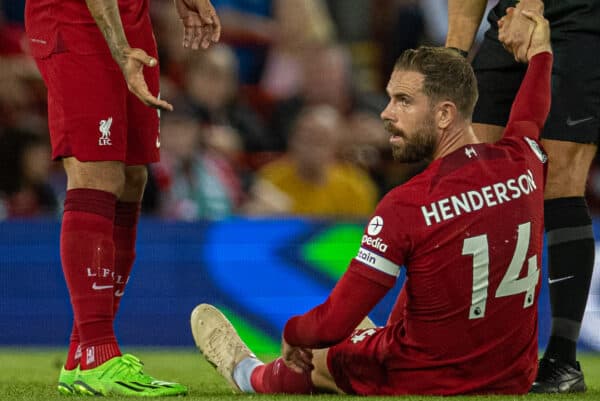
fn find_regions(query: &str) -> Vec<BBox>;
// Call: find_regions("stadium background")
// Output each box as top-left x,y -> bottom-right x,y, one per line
1,0 -> 600,359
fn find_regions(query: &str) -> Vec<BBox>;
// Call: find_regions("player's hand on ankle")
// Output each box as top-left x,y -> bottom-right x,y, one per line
281,338 -> 314,374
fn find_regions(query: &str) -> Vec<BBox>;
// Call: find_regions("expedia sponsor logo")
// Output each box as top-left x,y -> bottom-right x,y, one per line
361,235 -> 388,253
367,216 -> 384,235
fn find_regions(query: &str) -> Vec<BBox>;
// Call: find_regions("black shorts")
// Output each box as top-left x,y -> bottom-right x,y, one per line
472,27 -> 600,144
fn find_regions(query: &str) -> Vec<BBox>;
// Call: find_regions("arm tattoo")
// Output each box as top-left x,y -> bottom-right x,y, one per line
85,0 -> 130,68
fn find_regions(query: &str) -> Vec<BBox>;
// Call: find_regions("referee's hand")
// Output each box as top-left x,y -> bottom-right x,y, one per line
120,47 -> 174,111
498,7 -> 536,63
499,6 -> 551,63
521,10 -> 552,61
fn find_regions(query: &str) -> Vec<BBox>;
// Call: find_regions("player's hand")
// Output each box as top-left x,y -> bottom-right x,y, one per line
281,337 -> 314,374
174,0 -> 221,50
120,47 -> 173,111
520,9 -> 552,61
498,6 -> 536,62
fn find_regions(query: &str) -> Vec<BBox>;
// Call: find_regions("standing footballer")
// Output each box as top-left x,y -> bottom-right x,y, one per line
191,9 -> 553,395
25,0 -> 220,396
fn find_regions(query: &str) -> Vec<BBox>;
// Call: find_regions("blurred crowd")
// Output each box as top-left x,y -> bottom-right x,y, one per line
3,0 -> 599,220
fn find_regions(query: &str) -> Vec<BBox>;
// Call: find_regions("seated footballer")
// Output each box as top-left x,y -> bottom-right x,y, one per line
191,8 -> 553,396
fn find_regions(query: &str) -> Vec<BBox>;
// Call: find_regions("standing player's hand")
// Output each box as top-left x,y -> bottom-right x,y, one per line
520,9 -> 552,61
498,7 -> 537,62
281,337 -> 314,374
119,47 -> 173,111
174,0 -> 221,50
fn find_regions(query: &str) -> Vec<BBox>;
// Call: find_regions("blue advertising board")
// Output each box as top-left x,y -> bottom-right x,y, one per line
1,218 -> 599,352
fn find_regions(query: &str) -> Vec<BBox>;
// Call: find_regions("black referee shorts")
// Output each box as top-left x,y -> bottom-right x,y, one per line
472,27 -> 600,144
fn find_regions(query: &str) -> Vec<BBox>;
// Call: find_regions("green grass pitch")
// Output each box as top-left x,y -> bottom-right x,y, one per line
1,348 -> 599,400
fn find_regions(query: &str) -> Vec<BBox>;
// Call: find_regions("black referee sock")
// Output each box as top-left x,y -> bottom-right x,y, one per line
543,197 -> 595,365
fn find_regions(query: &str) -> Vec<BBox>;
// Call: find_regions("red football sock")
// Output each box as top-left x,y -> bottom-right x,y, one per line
250,358 -> 314,394
64,326 -> 81,370
61,189 -> 121,370
112,201 -> 140,316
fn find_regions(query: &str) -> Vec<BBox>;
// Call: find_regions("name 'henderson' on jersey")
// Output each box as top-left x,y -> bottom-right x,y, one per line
421,168 -> 538,226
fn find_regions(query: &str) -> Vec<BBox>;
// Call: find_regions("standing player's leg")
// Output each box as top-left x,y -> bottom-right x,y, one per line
530,31 -> 600,393
34,50 -> 134,395
531,140 -> 596,393
79,26 -> 184,396
37,49 -> 184,396
58,159 -> 125,394
62,157 -> 125,366
112,23 -> 161,318
112,166 -> 146,317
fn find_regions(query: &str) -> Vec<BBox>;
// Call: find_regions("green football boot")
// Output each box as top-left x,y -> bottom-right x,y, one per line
73,354 -> 187,397
57,366 -> 79,395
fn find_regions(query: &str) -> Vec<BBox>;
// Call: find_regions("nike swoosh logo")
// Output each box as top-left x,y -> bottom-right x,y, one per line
566,116 -> 594,126
548,275 -> 575,284
156,136 -> 161,148
114,289 -> 125,297
92,283 -> 114,290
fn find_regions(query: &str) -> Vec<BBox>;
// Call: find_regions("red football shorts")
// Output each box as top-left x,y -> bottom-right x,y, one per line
327,324 -> 532,395
327,326 -> 396,395
34,47 -> 160,165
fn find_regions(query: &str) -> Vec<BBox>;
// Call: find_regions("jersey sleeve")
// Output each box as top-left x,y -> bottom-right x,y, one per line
503,52 -> 553,139
282,193 -> 411,348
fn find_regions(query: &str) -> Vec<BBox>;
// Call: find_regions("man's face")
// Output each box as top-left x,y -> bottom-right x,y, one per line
380,69 -> 437,163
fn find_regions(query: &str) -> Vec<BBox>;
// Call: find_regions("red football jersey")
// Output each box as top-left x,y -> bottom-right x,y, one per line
283,53 -> 553,395
25,0 -> 152,58
351,132 -> 546,393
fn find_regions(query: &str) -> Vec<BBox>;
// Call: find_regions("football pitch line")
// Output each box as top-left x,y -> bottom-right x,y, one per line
1,348 -> 599,401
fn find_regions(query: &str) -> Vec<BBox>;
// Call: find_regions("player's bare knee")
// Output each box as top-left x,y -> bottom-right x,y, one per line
63,157 -> 126,197
542,140 -> 597,198
121,166 -> 148,201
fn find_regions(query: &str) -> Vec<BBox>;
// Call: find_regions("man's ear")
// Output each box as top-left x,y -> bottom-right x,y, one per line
436,101 -> 458,129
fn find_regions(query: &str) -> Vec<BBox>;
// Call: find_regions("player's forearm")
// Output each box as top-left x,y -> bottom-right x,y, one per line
85,0 -> 130,68
506,52 -> 552,133
446,0 -> 488,52
283,269 -> 389,348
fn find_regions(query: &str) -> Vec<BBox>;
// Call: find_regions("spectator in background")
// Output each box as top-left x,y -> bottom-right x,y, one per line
269,44 -> 372,150
0,129 -> 58,218
182,44 -> 270,152
211,0 -> 275,84
340,110 -> 425,198
154,111 -> 242,220
0,7 -> 46,134
372,0 -> 425,87
244,105 -> 377,218
259,0 -> 336,100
